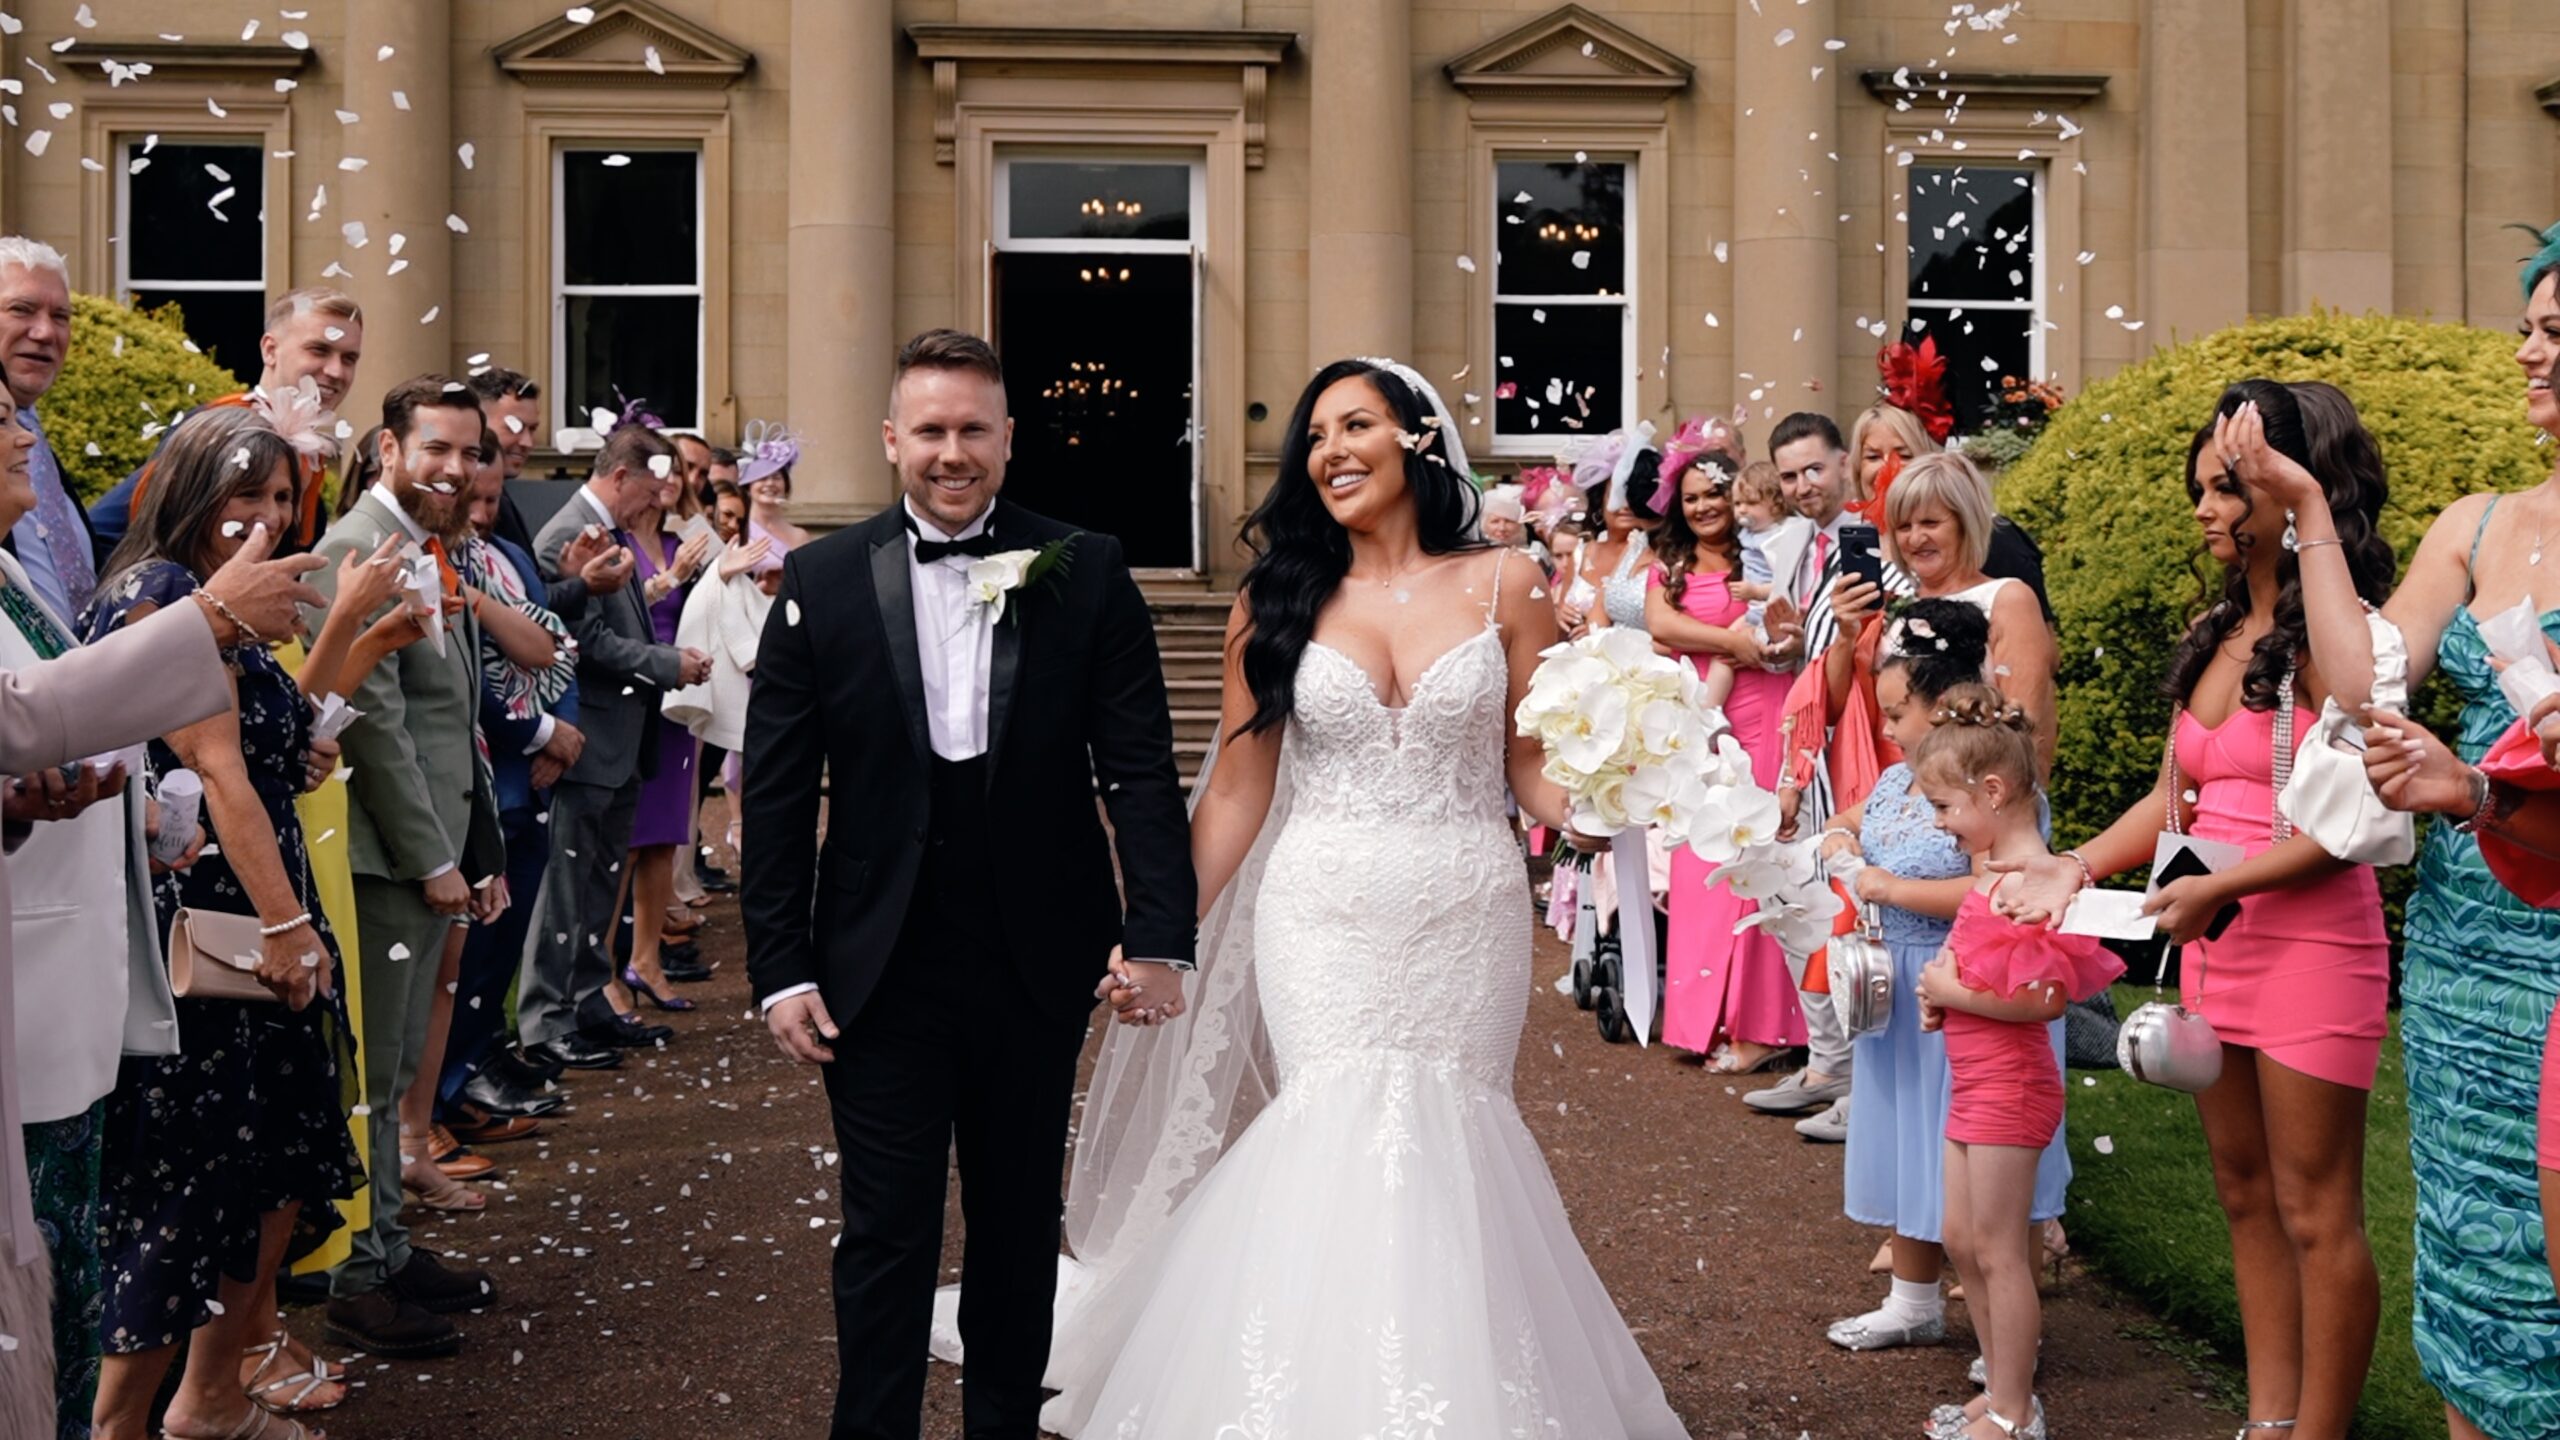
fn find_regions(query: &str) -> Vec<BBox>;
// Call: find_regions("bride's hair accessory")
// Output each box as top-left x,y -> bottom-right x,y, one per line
738,418 -> 800,484
246,374 -> 338,460
1352,356 -> 1473,485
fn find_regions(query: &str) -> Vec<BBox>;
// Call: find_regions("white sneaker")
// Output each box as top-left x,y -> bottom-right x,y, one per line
1795,1094 -> 1850,1143
1826,1304 -> 1945,1350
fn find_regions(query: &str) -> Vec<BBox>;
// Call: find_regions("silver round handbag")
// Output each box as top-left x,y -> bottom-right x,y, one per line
2115,989 -> 2223,1093
1826,902 -> 1895,1040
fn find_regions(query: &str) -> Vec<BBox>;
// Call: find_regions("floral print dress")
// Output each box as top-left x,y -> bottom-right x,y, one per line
79,560 -> 363,1354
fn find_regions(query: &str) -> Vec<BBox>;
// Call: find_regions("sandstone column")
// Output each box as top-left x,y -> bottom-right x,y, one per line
1732,0 -> 1837,410
2138,0 -> 2250,344
339,0 -> 453,414
1306,0 -> 1411,362
2281,0 -> 2393,313
789,0 -> 897,519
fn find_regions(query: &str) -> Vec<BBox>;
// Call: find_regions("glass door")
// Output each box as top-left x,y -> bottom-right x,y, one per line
991,154 -> 1204,571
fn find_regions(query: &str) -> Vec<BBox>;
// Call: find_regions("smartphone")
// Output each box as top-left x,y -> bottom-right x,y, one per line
1837,522 -> 1886,592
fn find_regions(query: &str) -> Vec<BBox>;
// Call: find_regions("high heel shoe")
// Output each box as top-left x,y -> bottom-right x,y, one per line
622,965 -> 696,1012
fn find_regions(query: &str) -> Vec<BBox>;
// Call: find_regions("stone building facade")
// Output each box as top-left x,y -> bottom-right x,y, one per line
0,0 -> 2553,580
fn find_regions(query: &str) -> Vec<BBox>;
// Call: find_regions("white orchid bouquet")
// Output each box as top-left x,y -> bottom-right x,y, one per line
1515,627 -> 1845,950
1514,628 -> 1753,847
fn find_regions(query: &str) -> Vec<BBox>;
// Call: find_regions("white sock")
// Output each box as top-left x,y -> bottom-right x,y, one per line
1884,1275 -> 1944,1325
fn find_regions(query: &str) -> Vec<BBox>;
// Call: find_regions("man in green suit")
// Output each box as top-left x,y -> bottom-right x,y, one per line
311,375 -> 507,1359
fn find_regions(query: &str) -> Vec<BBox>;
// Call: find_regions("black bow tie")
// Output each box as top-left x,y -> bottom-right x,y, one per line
905,512 -> 999,564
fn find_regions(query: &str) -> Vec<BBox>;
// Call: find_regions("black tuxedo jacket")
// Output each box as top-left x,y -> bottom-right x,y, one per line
740,499 -> 1197,1026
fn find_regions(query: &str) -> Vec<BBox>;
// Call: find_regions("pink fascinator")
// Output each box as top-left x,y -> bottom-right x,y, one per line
738,418 -> 800,485
247,375 -> 339,461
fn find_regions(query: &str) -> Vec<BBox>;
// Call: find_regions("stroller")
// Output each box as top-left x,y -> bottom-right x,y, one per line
1554,840 -> 1670,1045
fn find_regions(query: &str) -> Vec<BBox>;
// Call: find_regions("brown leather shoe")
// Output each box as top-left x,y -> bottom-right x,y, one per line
444,1105 -> 541,1146
323,1290 -> 461,1357
425,1126 -> 497,1179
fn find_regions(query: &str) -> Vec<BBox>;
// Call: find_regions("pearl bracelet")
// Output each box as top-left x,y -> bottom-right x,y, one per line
260,912 -> 313,937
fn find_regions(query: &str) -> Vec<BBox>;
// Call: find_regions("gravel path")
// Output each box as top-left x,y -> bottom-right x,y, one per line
291,894 -> 2230,1438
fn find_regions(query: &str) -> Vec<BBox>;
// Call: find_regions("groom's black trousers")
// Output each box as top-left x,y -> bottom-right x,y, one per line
822,755 -> 1088,1440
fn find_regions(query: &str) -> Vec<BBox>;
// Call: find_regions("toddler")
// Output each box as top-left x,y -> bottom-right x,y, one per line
1910,686 -> 2123,1440
1699,461 -> 1786,708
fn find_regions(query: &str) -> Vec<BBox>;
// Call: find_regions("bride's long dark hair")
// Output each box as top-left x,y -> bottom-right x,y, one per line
1234,359 -> 1486,737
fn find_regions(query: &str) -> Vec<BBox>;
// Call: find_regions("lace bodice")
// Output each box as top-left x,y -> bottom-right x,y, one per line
1286,630 -> 1513,827
1257,612 -> 1530,1100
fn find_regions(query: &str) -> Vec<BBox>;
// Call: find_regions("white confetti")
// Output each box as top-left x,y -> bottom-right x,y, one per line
20,129 -> 44,157
457,142 -> 476,170
565,5 -> 596,21
220,520 -> 246,537
341,220 -> 368,248
338,157 -> 368,172
601,153 -> 631,168
446,212 -> 469,234
282,30 -> 310,49
1703,312 -> 1719,328
644,45 -> 665,75
72,3 -> 93,26
648,454 -> 674,479
2093,1135 -> 2115,1156
1773,27 -> 1796,45
1570,250 -> 1590,270
419,305 -> 441,324
785,599 -> 803,627
207,99 -> 227,118
1455,255 -> 1476,274
387,942 -> 411,961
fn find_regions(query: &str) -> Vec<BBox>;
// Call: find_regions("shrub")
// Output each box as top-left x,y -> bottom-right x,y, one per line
40,293 -> 243,505
1999,310 -> 2551,852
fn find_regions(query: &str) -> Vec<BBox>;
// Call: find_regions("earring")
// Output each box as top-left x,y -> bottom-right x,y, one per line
2281,507 -> 2299,553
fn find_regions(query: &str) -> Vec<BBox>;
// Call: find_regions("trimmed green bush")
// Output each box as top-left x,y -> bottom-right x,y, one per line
1999,310 -> 2552,850
40,293 -> 243,505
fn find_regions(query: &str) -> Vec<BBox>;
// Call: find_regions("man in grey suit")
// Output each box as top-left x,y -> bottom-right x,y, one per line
518,423 -> 708,1070
311,376 -> 508,1359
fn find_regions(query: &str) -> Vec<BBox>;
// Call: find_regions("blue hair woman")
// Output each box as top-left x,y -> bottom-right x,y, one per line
2220,221 -> 2560,1440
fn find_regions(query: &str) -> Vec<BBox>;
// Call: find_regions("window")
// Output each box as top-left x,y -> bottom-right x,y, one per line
1902,162 -> 2043,432
554,146 -> 702,430
118,138 -> 266,384
1493,157 -> 1631,452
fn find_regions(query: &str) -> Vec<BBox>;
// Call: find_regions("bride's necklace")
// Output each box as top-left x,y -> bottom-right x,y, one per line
1354,555 -> 1430,605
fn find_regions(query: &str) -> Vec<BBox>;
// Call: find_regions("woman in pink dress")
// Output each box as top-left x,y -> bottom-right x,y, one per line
1645,450 -> 1803,1070
1996,380 -> 2396,1440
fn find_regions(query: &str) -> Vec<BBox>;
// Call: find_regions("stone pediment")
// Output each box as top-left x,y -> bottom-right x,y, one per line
1443,5 -> 1692,99
494,0 -> 753,89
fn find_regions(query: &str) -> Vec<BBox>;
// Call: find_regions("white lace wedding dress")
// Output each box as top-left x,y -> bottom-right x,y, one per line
1039,603 -> 1690,1438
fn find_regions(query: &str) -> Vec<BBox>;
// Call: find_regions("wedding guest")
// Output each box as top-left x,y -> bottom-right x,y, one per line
309,376 -> 509,1360
1560,479 -> 1653,639
1748,411 -> 1864,1137
2001,380 -> 2396,1439
673,432 -> 716,513
467,367 -> 543,553
439,425 -> 586,1134
1912,688 -> 2121,1440
1816,600 -> 2071,1358
709,480 -> 747,543
393,424 -> 575,1214
92,285 -> 365,557
0,515 -> 311,1440
2234,232 -> 2560,1440
1849,400 -> 1933,504
740,435 -> 812,554
82,404 -> 410,1437
1646,451 -> 1799,1072
603,444 -> 713,1014
0,239 -> 101,619
1842,452 -> 2057,765
517,425 -> 705,1072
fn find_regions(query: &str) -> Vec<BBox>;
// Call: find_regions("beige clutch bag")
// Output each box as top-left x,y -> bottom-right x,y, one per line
167,908 -> 288,1004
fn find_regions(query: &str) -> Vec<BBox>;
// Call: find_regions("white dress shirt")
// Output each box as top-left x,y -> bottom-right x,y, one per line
906,497 -> 998,761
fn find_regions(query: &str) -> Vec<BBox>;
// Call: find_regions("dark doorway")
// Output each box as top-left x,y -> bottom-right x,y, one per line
992,251 -> 1196,569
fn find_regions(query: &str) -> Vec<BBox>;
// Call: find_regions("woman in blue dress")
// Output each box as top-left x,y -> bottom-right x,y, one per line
1813,597 -> 2071,1367
2232,224 -> 2560,1439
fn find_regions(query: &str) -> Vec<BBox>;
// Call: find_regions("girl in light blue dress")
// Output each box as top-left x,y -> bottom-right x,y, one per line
1814,598 -> 2071,1356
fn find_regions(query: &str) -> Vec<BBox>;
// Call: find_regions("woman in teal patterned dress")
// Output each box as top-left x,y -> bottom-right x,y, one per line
2240,225 -> 2560,1440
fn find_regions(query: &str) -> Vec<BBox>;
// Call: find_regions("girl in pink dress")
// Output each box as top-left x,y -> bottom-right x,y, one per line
1912,687 -> 2122,1440
1645,452 -> 1804,1070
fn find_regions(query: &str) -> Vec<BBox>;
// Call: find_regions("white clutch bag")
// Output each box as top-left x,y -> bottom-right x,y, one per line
2277,606 -> 2415,867
2117,994 -> 2225,1093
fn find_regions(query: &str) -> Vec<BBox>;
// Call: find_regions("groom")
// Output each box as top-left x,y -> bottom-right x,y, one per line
742,328 -> 1198,1439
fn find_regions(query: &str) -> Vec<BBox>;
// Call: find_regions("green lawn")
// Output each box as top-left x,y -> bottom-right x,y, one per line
2063,987 -> 2437,1440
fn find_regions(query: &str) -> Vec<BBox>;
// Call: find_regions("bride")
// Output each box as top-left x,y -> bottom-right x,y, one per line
1037,358 -> 1690,1437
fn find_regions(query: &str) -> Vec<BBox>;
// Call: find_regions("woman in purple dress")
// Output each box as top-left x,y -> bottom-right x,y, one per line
602,460 -> 711,1015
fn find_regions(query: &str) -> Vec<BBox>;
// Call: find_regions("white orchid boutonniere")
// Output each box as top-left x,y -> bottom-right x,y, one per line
965,536 -> 1076,623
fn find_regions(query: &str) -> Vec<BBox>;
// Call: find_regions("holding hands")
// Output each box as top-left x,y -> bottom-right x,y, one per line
1099,946 -> 1188,1027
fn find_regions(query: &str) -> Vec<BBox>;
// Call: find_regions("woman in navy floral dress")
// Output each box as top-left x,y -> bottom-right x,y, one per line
82,406 -> 416,1440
